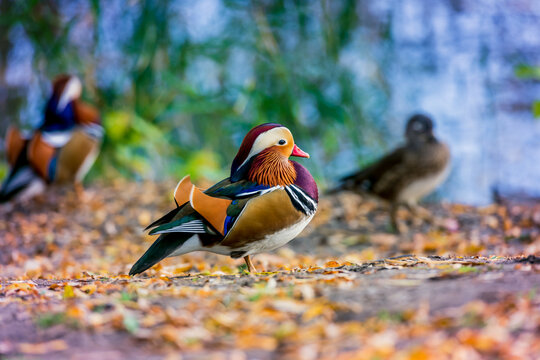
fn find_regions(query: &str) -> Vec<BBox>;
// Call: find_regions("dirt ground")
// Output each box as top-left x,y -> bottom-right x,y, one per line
0,181 -> 539,359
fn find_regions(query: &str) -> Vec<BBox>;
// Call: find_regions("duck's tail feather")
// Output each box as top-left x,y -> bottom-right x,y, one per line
129,233 -> 192,276
0,166 -> 41,203
326,168 -> 372,195
0,143 -> 43,203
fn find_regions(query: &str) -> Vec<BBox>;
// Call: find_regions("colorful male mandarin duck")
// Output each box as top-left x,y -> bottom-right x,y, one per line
129,123 -> 318,275
0,75 -> 103,202
333,114 -> 450,232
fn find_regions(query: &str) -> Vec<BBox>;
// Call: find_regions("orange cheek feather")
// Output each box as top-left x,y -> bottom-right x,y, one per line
272,143 -> 293,157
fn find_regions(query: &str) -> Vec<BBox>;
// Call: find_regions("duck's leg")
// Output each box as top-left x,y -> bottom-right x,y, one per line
244,255 -> 257,273
74,181 -> 87,201
390,203 -> 401,234
405,203 -> 434,225
404,203 -> 421,226
390,203 -> 409,234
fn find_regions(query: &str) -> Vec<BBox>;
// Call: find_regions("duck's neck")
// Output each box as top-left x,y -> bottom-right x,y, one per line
248,149 -> 296,186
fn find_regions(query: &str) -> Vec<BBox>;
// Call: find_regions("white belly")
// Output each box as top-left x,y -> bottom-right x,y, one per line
240,214 -> 314,256
398,164 -> 450,204
168,235 -> 240,257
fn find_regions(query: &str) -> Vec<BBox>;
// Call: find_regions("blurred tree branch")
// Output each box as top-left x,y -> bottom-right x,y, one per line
0,0 -> 391,184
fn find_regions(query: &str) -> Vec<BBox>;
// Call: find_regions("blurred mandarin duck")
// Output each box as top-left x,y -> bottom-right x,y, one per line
130,123 -> 318,275
332,114 -> 450,233
0,75 -> 103,202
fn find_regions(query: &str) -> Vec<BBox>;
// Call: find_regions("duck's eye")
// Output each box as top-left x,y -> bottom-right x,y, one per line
278,139 -> 286,145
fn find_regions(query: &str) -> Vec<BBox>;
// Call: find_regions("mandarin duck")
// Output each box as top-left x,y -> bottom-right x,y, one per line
0,75 -> 103,202
129,123 -> 318,275
333,114 -> 450,233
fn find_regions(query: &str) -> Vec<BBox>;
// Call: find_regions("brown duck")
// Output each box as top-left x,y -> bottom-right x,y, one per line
334,114 -> 450,232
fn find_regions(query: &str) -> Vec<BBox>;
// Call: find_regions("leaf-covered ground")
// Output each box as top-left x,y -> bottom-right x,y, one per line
0,182 -> 539,359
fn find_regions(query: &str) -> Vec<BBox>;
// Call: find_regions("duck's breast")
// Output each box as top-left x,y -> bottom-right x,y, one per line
398,143 -> 451,204
221,188 -> 312,254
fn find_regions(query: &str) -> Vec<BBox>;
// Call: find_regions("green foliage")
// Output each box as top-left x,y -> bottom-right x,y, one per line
36,312 -> 76,328
457,266 -> 480,274
533,101 -> 540,118
515,65 -> 540,118
0,162 -> 7,181
122,314 -> 139,334
515,64 -> 540,80
0,0 -> 391,183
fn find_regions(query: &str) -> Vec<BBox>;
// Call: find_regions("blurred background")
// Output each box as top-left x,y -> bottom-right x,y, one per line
0,0 -> 539,205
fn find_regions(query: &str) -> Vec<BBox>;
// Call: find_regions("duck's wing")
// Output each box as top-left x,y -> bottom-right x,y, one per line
0,165 -> 41,203
129,204 -> 218,276
145,176 -> 275,233
0,141 -> 42,203
54,129 -> 101,183
219,186 -> 312,250
147,203 -> 218,236
335,147 -> 408,197
144,206 -> 183,231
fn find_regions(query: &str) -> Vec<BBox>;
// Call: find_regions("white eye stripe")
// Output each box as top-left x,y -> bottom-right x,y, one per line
237,127 -> 292,170
57,76 -> 82,111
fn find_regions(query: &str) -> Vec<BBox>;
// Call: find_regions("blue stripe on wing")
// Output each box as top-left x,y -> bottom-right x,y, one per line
223,199 -> 240,235
224,215 -> 235,234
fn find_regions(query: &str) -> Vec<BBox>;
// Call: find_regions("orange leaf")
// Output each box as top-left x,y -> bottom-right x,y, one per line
18,340 -> 68,355
325,260 -> 340,268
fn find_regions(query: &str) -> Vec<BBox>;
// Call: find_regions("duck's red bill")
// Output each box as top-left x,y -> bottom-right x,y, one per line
291,144 -> 310,158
